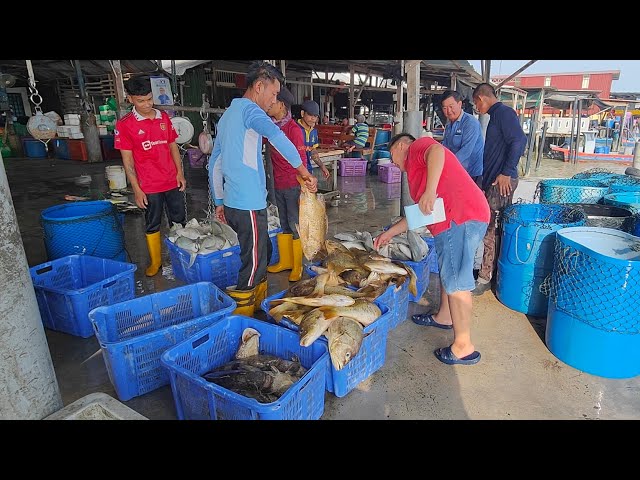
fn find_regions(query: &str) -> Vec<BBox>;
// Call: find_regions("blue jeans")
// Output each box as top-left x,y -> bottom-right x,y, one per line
435,220 -> 488,294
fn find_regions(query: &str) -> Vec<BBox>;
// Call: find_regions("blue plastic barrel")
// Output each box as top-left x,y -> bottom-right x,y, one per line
41,201 -> 126,261
546,227 -> 640,378
538,178 -> 609,204
496,204 -> 585,317
603,192 -> 640,214
374,129 -> 391,147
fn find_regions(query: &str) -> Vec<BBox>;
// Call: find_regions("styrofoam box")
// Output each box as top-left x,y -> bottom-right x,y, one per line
44,392 -> 148,420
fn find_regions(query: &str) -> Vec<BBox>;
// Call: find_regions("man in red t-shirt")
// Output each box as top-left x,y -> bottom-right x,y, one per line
114,75 -> 187,277
265,87 -> 318,282
374,133 -> 490,366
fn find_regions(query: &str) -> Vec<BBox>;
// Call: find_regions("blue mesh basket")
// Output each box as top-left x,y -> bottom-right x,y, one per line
89,282 -> 235,401
537,178 -> 609,204
160,316 -> 329,420
41,200 -> 126,261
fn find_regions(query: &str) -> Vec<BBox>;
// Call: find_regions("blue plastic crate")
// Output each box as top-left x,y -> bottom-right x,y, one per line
262,290 -> 390,398
165,237 -> 242,290
423,236 -> 439,274
160,316 -> 329,420
89,282 -> 235,401
301,263 -> 408,330
23,138 -> 47,158
53,138 -> 69,160
30,255 -> 136,338
268,228 -> 282,266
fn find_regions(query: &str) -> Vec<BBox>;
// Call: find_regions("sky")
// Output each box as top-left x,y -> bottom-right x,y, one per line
468,60 -> 640,92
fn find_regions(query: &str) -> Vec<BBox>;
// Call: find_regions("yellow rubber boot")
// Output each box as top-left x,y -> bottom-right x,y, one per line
145,231 -> 162,277
254,279 -> 268,309
288,238 -> 303,282
226,286 -> 256,317
267,233 -> 293,273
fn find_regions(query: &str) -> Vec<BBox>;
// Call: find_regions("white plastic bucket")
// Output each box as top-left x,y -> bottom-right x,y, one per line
105,165 -> 127,190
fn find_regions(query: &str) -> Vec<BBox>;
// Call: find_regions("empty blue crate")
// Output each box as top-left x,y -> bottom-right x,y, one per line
269,228 -> 282,266
160,315 -> 329,420
88,282 -> 235,401
30,254 -> 136,338
262,290 -> 390,398
165,237 -> 241,290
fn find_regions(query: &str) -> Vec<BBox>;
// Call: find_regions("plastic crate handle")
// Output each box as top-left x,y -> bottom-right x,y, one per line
35,265 -> 53,275
102,280 -> 117,289
191,332 -> 210,349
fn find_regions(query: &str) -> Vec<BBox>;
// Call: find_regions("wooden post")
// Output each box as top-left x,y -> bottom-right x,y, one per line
73,60 -> 102,163
109,60 -> 128,120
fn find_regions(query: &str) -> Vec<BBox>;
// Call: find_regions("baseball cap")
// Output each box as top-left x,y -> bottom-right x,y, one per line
301,100 -> 320,117
277,87 -> 295,109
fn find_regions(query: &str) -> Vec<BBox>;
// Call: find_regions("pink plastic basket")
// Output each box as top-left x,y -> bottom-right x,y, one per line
378,164 -> 401,183
187,148 -> 206,168
339,159 -> 367,177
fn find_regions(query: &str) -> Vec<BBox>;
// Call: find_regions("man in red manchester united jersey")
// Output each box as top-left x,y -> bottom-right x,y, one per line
114,75 -> 187,277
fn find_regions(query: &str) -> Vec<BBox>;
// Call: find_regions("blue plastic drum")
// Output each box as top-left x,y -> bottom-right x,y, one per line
546,227 -> 640,378
496,204 -> 585,317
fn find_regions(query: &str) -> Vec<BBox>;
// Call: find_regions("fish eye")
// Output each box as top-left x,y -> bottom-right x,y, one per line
345,352 -> 351,359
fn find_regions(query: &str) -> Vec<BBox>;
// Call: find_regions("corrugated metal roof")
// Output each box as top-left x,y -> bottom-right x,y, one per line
0,60 -> 160,84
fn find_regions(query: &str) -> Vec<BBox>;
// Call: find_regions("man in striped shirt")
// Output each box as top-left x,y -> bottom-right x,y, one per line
342,114 -> 370,157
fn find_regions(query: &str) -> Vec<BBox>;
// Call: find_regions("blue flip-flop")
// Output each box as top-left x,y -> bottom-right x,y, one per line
412,313 -> 453,329
434,346 -> 481,365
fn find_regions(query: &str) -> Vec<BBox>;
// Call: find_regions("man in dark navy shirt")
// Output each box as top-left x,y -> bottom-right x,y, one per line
471,83 -> 527,296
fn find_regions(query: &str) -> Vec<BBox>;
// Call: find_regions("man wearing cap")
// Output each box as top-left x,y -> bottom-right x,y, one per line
265,87 -> 315,281
209,61 -> 318,317
296,99 -> 330,179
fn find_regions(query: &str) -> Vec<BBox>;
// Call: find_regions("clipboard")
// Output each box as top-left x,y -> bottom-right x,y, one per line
404,198 -> 446,230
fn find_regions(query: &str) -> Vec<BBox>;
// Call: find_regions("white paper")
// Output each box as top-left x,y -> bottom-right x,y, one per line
404,198 -> 446,230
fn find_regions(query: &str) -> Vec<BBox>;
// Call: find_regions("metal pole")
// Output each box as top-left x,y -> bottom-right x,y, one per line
524,109 -> 537,176
155,104 -> 226,114
494,60 -> 538,89
73,60 -> 102,162
618,104 -> 629,153
394,60 -> 404,134
170,60 -> 178,104
569,98 -> 577,163
0,153 -> 63,419
349,65 -> 355,122
535,121 -> 548,171
575,98 -> 582,163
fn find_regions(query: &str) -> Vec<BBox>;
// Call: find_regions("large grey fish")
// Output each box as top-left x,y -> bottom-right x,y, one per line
318,299 -> 382,327
407,230 -> 429,262
324,317 -> 364,371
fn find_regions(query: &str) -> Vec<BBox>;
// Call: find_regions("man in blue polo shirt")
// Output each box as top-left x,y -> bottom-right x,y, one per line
471,83 -> 527,296
440,90 -> 483,186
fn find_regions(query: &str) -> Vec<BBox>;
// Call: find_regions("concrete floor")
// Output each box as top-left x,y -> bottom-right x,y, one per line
6,152 -> 640,420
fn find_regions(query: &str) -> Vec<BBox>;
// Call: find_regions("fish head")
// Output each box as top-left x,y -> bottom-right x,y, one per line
329,339 -> 357,371
235,328 -> 261,359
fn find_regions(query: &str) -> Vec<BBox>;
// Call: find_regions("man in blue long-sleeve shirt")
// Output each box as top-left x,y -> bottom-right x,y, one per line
441,90 -> 484,185
209,61 -> 318,315
471,83 -> 527,296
